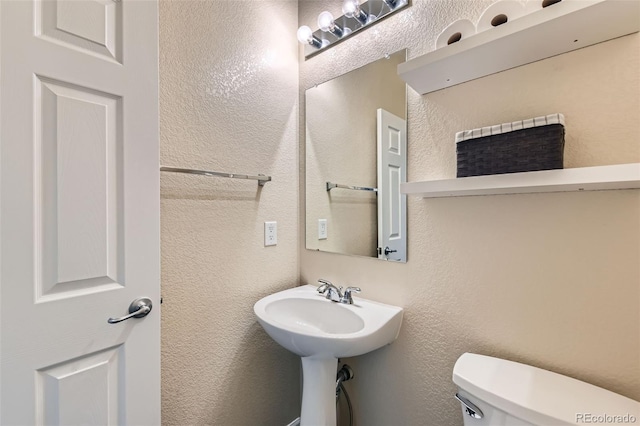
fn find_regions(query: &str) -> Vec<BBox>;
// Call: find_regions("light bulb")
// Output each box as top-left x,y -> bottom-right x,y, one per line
297,25 -> 323,48
317,11 -> 344,37
297,25 -> 314,44
318,11 -> 335,32
342,0 -> 368,24
342,0 -> 359,18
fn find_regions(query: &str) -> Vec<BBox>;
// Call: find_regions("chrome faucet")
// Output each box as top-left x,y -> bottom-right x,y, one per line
317,279 -> 342,302
317,279 -> 361,304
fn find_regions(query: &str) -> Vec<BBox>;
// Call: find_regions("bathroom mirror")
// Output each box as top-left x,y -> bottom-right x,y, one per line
305,49 -> 407,262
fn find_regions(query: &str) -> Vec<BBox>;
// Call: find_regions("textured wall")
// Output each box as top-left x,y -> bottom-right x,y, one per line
299,1 -> 640,425
160,1 -> 300,425
305,52 -> 405,257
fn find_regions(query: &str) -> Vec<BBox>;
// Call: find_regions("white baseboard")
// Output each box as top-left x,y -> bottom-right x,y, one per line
286,417 -> 300,426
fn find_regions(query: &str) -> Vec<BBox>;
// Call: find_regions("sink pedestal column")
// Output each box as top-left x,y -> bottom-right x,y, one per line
300,356 -> 338,426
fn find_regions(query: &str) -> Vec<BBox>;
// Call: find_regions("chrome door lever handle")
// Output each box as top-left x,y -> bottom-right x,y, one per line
384,246 -> 397,255
108,297 -> 153,324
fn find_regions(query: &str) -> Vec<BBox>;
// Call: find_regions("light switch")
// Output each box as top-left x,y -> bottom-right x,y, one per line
318,219 -> 327,240
265,221 -> 277,246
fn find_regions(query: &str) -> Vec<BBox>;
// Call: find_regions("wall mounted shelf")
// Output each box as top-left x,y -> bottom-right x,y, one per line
397,0 -> 640,94
400,163 -> 640,198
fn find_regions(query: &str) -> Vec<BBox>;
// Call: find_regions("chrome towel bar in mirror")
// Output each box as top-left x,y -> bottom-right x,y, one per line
326,181 -> 378,192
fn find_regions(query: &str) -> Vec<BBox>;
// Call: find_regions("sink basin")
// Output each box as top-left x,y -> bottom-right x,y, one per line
254,285 -> 403,358
254,285 -> 403,426
265,298 -> 365,334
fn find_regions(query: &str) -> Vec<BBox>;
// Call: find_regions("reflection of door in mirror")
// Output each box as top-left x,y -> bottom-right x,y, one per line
377,109 -> 406,262
305,49 -> 407,261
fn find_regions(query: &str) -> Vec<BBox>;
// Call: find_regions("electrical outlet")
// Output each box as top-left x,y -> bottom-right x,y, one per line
318,219 -> 327,240
264,221 -> 277,246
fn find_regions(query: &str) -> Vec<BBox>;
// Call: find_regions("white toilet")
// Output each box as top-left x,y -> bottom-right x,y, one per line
453,353 -> 640,425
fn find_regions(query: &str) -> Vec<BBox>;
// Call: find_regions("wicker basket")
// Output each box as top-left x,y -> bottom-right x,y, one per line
456,114 -> 565,178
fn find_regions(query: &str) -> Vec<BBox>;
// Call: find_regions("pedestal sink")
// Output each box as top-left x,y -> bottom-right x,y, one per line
254,285 -> 403,426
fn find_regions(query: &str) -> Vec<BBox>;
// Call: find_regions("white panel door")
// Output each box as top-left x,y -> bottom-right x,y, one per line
377,109 -> 407,262
0,0 -> 160,424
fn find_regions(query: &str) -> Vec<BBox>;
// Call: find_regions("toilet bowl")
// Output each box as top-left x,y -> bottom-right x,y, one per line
453,353 -> 640,425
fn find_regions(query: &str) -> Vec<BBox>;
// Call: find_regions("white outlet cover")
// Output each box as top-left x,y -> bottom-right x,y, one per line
318,219 -> 327,240
265,221 -> 277,246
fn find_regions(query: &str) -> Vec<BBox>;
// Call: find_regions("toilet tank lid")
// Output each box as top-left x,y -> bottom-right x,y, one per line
452,353 -> 640,426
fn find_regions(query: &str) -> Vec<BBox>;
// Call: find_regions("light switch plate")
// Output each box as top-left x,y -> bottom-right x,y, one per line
265,221 -> 277,246
318,219 -> 327,240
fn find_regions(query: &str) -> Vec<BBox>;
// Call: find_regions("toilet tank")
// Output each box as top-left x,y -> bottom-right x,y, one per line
452,353 -> 640,426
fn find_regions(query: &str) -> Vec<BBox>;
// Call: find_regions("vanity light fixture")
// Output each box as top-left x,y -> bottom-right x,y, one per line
297,25 -> 323,48
318,11 -> 345,37
298,0 -> 409,58
342,0 -> 370,24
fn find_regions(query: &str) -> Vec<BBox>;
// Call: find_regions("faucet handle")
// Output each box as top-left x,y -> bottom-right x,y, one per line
317,279 -> 332,292
340,287 -> 361,304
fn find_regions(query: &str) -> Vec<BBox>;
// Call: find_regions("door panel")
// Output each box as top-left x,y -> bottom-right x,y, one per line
1,1 -> 159,424
37,77 -> 124,301
37,345 -> 123,426
36,0 -> 122,62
